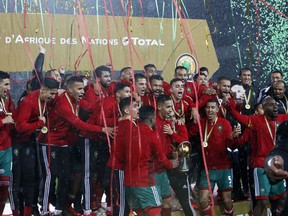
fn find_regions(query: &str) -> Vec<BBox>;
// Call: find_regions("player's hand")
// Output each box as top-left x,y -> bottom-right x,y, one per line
163,124 -> 173,135
177,117 -> 185,125
2,115 -> 14,124
190,107 -> 198,123
39,116 -> 46,124
102,127 -> 115,139
93,82 -> 102,96
105,63 -> 113,69
265,156 -> 288,183
202,87 -> 216,95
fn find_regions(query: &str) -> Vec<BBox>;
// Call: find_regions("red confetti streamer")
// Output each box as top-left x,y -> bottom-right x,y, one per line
259,0 -> 288,19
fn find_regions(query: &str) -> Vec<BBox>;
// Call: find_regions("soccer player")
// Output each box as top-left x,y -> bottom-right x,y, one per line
83,82 -> 131,215
142,75 -> 164,107
37,76 -> 113,216
227,96 -> 288,215
169,78 -> 195,122
154,94 -> 181,216
189,99 -> 240,216
265,121 -> 288,216
116,105 -> 178,216
134,73 -> 147,106
12,78 -> 59,216
85,65 -> 114,102
0,71 -> 15,216
119,67 -> 133,85
144,64 -> 157,78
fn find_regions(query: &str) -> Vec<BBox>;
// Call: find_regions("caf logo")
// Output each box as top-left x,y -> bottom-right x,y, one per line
175,53 -> 198,75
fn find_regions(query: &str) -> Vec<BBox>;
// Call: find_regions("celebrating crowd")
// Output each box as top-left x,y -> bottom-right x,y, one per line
0,45 -> 288,216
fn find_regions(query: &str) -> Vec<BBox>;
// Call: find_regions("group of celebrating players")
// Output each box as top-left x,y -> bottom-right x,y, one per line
0,45 -> 288,216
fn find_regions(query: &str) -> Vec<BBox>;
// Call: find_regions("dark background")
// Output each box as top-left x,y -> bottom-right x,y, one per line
1,0 -> 287,102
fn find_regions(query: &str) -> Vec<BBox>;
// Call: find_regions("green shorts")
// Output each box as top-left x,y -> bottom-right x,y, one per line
200,169 -> 233,191
0,147 -> 12,177
154,171 -> 171,197
125,186 -> 162,209
253,168 -> 286,200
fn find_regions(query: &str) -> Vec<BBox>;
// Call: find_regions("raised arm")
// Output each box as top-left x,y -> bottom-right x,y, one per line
30,44 -> 45,90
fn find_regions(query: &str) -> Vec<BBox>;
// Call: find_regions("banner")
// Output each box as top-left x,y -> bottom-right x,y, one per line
0,13 -> 218,80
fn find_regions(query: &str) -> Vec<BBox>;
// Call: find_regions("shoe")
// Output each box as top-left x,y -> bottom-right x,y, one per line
67,206 -> 81,216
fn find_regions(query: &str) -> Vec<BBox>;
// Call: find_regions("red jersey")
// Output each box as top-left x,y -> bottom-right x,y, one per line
142,93 -> 156,108
172,97 -> 193,120
96,96 -> 120,127
171,122 -> 189,145
0,94 -> 15,150
115,121 -> 173,187
85,83 -> 113,102
189,117 -> 233,170
163,81 -> 170,95
15,90 -> 45,141
82,96 -> 119,141
37,92 -> 103,146
154,113 -> 174,173
230,108 -> 288,168
107,118 -> 136,169
184,82 -> 197,101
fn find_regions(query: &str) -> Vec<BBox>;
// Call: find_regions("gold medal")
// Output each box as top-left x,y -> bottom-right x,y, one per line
245,104 -> 250,109
203,141 -> 208,148
41,126 -> 48,134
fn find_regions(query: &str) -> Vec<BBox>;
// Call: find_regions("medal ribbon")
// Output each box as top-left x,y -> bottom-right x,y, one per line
244,86 -> 252,107
65,93 -> 79,116
38,96 -> 46,117
171,97 -> 184,118
264,116 -> 276,145
0,97 -> 12,115
204,117 -> 218,145
216,95 -> 226,117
